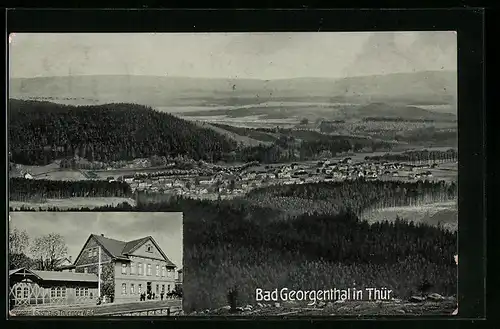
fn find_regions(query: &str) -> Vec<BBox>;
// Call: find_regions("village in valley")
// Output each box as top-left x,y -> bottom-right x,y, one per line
10,149 -> 457,201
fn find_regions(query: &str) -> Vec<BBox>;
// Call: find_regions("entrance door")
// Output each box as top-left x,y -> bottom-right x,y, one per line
146,282 -> 152,299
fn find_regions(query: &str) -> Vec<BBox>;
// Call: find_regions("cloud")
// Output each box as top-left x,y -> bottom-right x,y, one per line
342,31 -> 456,77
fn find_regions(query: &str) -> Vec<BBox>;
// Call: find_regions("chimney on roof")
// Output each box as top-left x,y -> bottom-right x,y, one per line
69,256 -> 72,262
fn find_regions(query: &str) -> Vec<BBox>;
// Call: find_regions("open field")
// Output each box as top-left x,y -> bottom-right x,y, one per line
9,197 -> 136,210
182,115 -> 300,129
32,170 -> 89,181
193,121 -> 272,147
360,201 -> 457,231
10,162 -> 61,176
179,116 -> 456,150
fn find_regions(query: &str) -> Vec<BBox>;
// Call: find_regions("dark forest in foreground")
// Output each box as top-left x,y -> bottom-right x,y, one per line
10,180 -> 458,312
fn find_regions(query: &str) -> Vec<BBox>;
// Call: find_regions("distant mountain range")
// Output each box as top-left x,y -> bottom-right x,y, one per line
9,70 -> 457,113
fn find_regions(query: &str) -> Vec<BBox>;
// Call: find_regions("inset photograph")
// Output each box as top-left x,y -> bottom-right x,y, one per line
8,212 -> 183,316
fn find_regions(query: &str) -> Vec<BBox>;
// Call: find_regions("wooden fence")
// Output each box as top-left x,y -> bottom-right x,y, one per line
98,306 -> 183,316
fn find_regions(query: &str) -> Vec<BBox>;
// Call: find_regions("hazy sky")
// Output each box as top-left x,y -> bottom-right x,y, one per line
10,212 -> 183,270
9,32 -> 457,80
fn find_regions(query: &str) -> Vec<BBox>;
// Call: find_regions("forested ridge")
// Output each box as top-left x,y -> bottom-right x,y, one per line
10,99 -> 394,166
221,131 -> 393,163
244,180 -> 457,218
9,99 -> 237,165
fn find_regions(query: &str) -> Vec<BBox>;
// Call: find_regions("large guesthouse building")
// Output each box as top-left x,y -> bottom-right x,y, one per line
73,234 -> 177,303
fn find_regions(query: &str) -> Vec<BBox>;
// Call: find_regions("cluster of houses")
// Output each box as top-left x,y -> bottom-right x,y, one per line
112,157 -> 444,199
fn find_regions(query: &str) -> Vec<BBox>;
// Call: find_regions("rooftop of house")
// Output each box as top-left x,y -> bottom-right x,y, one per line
53,257 -> 71,266
88,234 -> 176,267
10,268 -> 98,283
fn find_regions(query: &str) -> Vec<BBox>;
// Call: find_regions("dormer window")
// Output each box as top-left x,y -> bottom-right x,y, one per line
146,244 -> 152,253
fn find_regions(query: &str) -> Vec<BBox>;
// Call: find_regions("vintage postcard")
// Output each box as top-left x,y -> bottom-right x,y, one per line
8,32 -> 457,316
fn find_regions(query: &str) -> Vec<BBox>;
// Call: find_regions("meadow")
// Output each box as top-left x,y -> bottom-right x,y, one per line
9,197 -> 136,210
360,201 -> 458,232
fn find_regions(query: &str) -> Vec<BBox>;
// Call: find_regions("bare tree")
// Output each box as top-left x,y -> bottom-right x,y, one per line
30,233 -> 68,271
9,227 -> 29,255
9,227 -> 32,269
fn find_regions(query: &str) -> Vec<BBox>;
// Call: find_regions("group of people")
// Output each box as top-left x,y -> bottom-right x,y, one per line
139,291 -> 165,301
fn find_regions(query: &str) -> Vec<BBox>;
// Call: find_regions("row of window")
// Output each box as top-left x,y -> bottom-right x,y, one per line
75,287 -> 91,297
121,262 -> 174,277
121,283 -> 171,295
50,287 -> 67,298
14,287 -> 93,299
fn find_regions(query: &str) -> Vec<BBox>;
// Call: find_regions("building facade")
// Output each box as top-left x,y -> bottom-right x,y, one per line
73,234 -> 177,303
9,268 -> 98,308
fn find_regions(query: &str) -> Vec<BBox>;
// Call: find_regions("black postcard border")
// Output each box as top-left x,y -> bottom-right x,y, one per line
4,8 -> 486,326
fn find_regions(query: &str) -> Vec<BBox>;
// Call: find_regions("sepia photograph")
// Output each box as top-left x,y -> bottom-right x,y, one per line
8,212 -> 183,316
8,32 -> 458,316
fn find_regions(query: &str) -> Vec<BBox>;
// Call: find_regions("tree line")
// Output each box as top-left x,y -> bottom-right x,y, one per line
365,149 -> 458,163
222,136 -> 392,164
9,177 -> 132,201
395,127 -> 457,145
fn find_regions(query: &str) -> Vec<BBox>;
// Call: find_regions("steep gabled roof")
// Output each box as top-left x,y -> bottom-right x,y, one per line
122,236 -> 151,254
54,257 -> 71,267
91,234 -> 130,260
122,236 -> 176,268
74,234 -> 176,267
